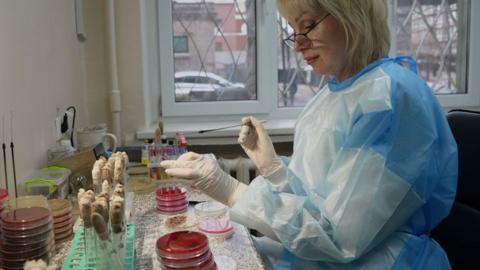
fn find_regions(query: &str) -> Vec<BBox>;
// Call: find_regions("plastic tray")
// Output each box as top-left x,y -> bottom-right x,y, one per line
62,223 -> 136,270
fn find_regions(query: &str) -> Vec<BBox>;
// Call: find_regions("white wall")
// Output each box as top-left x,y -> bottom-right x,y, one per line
82,0 -> 147,146
0,0 -> 87,195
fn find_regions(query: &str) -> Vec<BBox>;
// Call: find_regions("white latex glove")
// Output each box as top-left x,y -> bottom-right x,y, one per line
238,116 -> 283,177
160,152 -> 248,207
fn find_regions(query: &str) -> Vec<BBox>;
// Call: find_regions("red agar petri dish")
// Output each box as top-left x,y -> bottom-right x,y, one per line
1,207 -> 51,231
156,187 -> 187,201
156,197 -> 188,207
157,203 -> 188,212
156,207 -> 188,216
156,231 -> 210,260
161,256 -> 216,270
54,227 -> 73,240
160,249 -> 212,268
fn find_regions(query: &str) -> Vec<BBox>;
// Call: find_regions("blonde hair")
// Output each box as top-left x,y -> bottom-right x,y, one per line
277,0 -> 390,75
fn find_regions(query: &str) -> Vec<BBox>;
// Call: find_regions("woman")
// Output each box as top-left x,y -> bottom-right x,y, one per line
161,0 -> 458,269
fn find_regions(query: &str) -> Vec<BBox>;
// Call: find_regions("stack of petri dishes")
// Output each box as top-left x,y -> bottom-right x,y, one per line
0,207 -> 54,270
156,187 -> 188,215
198,218 -> 234,239
48,199 -> 73,244
0,188 -> 8,237
156,231 -> 217,270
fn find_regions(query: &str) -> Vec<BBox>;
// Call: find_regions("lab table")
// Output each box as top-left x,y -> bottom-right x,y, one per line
133,189 -> 265,269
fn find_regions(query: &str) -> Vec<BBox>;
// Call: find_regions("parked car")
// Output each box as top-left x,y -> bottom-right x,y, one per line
174,70 -> 249,101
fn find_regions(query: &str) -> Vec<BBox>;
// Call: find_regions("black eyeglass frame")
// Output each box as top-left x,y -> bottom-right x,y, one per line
283,13 -> 330,48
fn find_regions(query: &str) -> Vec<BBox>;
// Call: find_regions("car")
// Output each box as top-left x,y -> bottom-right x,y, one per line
174,70 -> 249,101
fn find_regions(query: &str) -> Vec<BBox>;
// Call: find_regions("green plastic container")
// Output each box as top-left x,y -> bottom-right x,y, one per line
62,224 -> 136,270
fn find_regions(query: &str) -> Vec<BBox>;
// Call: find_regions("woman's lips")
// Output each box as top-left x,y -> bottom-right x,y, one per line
305,55 -> 319,65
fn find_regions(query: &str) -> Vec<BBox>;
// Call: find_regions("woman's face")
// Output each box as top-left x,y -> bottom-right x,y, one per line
288,12 -> 349,80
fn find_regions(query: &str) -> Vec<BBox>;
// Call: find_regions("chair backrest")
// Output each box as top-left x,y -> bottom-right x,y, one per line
431,109 -> 480,269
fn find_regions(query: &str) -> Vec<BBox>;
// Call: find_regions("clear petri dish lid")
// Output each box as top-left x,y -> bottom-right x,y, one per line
159,249 -> 212,268
194,201 -> 227,218
1,207 -> 52,231
48,199 -> 72,217
156,187 -> 187,201
198,218 -> 233,235
156,231 -> 209,260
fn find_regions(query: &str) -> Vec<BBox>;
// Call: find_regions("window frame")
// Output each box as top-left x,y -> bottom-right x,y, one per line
140,0 -> 480,137
157,0 -> 277,118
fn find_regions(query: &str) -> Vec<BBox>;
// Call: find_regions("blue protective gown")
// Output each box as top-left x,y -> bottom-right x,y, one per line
230,57 -> 458,269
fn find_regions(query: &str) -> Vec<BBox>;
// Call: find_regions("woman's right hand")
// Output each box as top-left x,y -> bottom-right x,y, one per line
238,116 -> 283,177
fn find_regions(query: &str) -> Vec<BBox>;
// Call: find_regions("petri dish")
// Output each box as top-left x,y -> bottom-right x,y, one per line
157,202 -> 188,212
198,218 -> 234,239
156,187 -> 187,201
2,218 -> 52,236
160,249 -> 212,268
1,247 -> 51,269
55,231 -> 74,243
1,228 -> 53,246
48,199 -> 72,217
0,233 -> 54,252
53,216 -> 72,229
1,207 -> 52,230
194,201 -> 227,219
2,220 -> 52,240
54,227 -> 73,240
54,222 -> 73,235
157,207 -> 188,216
0,238 -> 54,260
162,256 -> 216,270
156,197 -> 188,207
156,231 -> 210,260
8,195 -> 49,210
53,212 -> 72,225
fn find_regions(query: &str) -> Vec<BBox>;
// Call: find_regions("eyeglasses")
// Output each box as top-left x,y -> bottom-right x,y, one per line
283,13 -> 330,49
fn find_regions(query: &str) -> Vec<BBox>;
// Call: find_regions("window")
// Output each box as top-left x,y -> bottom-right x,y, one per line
173,35 -> 189,54
142,0 -> 479,131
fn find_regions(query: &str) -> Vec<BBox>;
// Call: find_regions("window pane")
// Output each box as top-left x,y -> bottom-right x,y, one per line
394,0 -> 469,94
277,14 -> 328,108
173,35 -> 189,54
172,0 -> 256,102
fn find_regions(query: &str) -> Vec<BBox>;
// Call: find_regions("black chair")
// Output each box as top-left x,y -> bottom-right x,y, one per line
431,109 -> 480,269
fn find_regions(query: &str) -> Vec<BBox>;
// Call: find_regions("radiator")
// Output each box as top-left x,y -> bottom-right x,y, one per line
217,157 -> 258,184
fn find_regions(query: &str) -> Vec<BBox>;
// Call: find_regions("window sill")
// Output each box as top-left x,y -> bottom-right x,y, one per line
136,118 -> 295,145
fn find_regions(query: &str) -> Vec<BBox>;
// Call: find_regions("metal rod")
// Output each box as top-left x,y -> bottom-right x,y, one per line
2,115 -> 8,192
198,120 -> 267,134
10,112 -> 17,197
